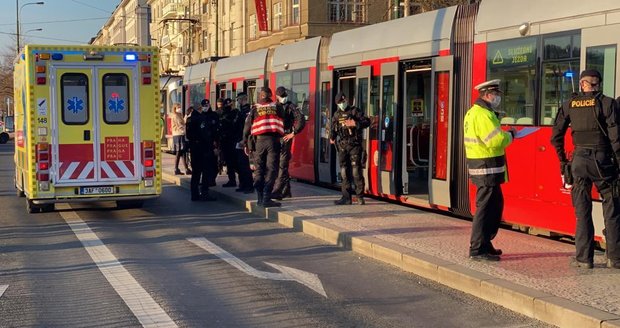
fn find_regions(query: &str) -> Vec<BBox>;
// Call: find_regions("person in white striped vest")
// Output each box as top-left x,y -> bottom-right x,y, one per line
242,87 -> 286,208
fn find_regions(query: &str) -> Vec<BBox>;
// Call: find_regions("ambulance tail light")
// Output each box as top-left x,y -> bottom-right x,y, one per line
142,140 -> 155,185
142,77 -> 151,85
36,77 -> 46,85
36,142 -> 50,190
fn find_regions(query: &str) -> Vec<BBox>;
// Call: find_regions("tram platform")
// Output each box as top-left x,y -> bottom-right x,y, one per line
161,153 -> 620,328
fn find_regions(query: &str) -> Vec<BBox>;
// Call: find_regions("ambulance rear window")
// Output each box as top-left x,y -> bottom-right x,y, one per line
61,73 -> 89,125
103,73 -> 130,124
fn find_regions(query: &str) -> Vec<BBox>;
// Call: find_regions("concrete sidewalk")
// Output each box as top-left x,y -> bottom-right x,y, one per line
161,153 -> 620,328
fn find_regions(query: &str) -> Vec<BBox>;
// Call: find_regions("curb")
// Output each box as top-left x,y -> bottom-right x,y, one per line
162,172 -> 620,328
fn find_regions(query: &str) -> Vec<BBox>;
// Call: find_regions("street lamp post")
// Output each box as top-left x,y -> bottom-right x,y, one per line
16,1 -> 44,54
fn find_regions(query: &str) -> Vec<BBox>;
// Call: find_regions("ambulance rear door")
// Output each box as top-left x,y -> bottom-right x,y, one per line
96,66 -> 140,183
51,64 -> 140,186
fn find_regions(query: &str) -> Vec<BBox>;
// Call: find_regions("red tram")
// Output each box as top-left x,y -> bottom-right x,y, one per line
175,0 -> 620,243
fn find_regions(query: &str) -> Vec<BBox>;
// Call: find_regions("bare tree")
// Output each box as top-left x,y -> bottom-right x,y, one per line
0,46 -> 17,117
416,0 -> 471,12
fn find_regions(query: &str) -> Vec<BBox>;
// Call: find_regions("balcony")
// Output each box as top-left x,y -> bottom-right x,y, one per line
162,3 -> 184,19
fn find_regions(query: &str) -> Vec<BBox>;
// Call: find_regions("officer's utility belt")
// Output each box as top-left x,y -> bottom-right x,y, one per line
573,131 -> 609,147
574,144 -> 611,151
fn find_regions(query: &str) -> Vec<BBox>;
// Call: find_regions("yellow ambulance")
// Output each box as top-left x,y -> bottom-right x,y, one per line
14,45 -> 162,213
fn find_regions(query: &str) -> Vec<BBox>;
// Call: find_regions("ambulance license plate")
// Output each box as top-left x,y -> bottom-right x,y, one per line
80,186 -> 115,195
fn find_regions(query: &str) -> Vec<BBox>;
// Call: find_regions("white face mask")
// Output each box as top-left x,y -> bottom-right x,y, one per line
337,102 -> 347,111
489,95 -> 501,109
278,96 -> 288,103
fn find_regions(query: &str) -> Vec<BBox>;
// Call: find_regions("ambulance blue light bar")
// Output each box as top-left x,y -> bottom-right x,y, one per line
51,53 -> 63,60
564,71 -> 574,78
124,53 -> 138,61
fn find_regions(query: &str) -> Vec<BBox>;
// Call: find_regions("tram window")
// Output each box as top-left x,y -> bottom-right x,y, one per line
320,81 -> 331,163
188,82 -> 206,108
487,37 -> 537,125
540,33 -> 580,125
61,73 -> 89,125
276,69 -> 310,118
357,78 -> 369,113
381,75 -> 395,171
102,73 -> 130,125
586,45 -> 617,97
369,77 -> 380,142
168,88 -> 181,114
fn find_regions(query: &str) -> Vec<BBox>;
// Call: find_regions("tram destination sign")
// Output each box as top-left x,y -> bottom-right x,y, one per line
487,37 -> 537,68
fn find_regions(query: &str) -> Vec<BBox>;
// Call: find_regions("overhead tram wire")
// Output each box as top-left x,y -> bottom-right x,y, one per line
0,31 -> 84,44
0,17 -> 110,26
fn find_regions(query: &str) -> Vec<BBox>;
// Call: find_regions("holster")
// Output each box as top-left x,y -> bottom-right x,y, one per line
248,136 -> 257,152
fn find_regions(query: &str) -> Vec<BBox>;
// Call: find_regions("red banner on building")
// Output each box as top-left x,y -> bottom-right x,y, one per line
255,0 -> 268,31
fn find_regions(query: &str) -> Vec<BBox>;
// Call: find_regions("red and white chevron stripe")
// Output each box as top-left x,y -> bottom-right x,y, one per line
59,161 -> 95,180
100,161 -> 135,179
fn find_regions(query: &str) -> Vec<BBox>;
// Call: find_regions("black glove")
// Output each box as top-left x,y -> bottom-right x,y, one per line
561,161 -> 573,186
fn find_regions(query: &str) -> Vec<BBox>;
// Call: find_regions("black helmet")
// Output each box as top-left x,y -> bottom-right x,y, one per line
200,99 -> 210,107
580,69 -> 602,81
334,92 -> 347,104
275,86 -> 287,97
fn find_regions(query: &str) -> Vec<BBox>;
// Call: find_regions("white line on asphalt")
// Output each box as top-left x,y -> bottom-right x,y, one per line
187,237 -> 327,298
0,285 -> 7,298
58,205 -> 177,328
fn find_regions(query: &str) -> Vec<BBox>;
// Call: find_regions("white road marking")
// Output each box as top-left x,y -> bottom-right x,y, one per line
0,285 -> 8,298
188,237 -> 327,298
58,205 -> 177,327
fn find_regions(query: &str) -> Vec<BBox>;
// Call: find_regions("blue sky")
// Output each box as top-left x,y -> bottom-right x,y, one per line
0,0 -> 120,53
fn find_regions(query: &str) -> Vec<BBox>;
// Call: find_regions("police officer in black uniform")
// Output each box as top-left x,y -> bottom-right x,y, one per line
185,105 -> 217,202
330,92 -> 370,205
243,87 -> 285,207
220,98 -> 239,187
551,69 -> 620,269
234,92 -> 254,193
271,86 -> 306,200
199,99 -> 219,187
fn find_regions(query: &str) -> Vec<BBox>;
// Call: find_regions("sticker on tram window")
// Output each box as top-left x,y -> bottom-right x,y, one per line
103,73 -> 130,124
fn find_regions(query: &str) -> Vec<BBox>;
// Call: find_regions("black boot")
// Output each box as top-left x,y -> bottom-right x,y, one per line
271,190 -> 283,200
256,191 -> 264,206
334,197 -> 352,205
262,198 -> 281,207
282,184 -> 292,198
354,196 -> 365,205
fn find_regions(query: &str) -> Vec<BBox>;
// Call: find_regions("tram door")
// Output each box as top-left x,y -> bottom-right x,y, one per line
317,71 -> 333,184
401,61 -> 432,200
377,62 -> 400,195
355,66 -> 371,193
428,56 -> 454,208
336,72 -> 357,183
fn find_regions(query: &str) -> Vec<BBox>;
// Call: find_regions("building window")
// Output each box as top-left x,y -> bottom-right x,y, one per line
202,30 -> 208,51
328,0 -> 365,23
273,2 -> 283,30
249,14 -> 257,40
202,2 -> 208,14
291,0 -> 300,25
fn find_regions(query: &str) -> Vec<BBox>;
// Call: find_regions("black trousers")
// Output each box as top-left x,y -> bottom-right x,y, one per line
273,138 -> 292,195
221,141 -> 237,183
190,144 -> 214,199
571,147 -> 620,264
235,148 -> 253,190
470,184 -> 503,256
253,135 -> 281,198
338,143 -> 365,199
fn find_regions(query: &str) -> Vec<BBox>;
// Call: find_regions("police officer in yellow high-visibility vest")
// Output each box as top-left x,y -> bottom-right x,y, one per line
464,79 -> 516,262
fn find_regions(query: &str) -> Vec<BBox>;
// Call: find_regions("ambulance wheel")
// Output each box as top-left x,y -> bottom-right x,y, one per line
0,133 -> 8,144
116,200 -> 144,209
26,200 -> 40,213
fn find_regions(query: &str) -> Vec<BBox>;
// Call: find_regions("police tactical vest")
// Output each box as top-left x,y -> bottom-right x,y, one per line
251,102 -> 284,136
567,94 -> 608,147
335,108 -> 362,142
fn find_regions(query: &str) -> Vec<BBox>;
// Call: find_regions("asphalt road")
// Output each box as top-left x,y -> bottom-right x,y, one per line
0,142 -> 550,327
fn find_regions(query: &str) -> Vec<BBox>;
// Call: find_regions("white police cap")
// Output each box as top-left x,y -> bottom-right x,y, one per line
474,79 -> 503,93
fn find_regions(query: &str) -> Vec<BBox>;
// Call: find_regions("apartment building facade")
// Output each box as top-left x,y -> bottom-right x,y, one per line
90,0 -> 150,47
